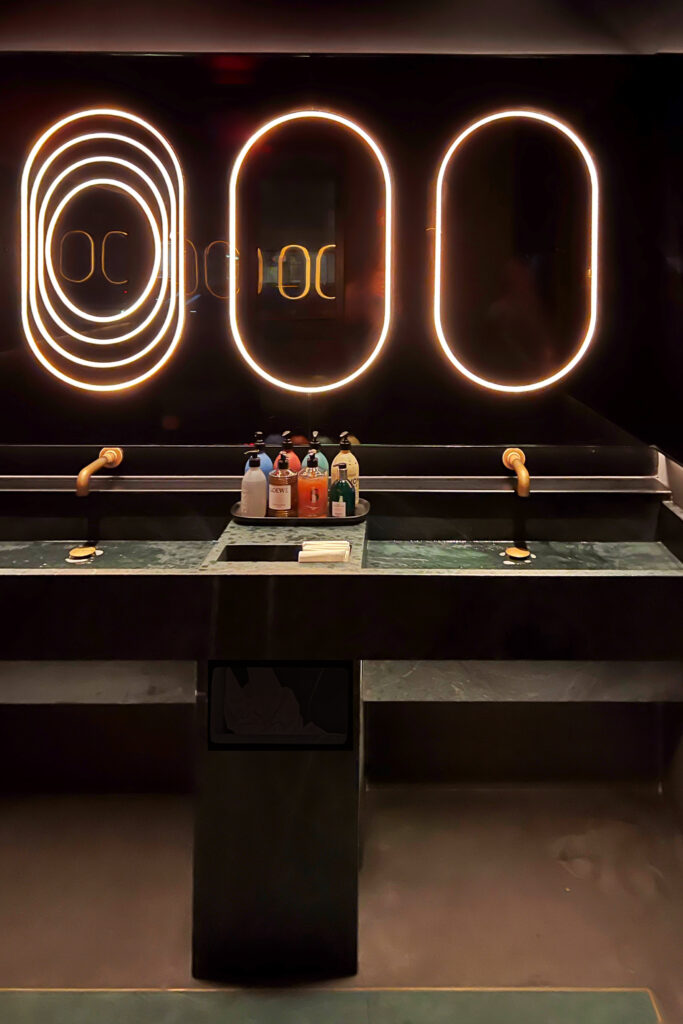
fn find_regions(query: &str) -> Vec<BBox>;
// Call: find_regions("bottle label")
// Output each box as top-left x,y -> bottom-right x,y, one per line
269,484 -> 291,511
331,499 -> 347,518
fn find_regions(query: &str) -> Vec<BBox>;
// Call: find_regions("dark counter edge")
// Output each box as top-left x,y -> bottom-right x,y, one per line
0,571 -> 681,659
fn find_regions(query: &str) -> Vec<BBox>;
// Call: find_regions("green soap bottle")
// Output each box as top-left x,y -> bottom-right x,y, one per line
329,463 -> 356,518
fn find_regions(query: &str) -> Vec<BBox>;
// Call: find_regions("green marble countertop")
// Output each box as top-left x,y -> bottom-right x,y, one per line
0,520 -> 680,578
0,521 -> 368,575
0,540 -> 210,572
365,539 -> 683,573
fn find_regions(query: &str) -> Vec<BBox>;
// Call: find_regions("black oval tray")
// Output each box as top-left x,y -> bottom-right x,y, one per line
231,497 -> 370,526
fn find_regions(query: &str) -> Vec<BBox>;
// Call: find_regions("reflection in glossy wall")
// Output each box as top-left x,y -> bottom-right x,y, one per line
435,110 -> 598,393
229,111 -> 392,393
21,108 -> 185,392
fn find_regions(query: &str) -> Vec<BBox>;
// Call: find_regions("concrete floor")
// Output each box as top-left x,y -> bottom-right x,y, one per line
0,786 -> 680,1020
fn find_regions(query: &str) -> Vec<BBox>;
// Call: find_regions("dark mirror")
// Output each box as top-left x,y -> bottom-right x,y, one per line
436,113 -> 596,391
232,115 -> 390,391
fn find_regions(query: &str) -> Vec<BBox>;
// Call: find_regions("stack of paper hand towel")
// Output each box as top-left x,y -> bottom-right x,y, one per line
297,540 -> 351,563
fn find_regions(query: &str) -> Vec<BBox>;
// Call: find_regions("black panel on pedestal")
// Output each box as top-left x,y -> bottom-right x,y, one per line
192,660 -> 360,979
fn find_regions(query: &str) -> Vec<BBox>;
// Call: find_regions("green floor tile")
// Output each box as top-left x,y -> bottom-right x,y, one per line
0,988 -> 659,1024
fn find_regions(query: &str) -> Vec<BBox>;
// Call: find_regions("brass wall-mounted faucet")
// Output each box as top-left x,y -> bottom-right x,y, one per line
502,447 -> 530,498
76,447 -> 124,497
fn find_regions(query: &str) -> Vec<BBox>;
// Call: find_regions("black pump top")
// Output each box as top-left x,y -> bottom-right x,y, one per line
250,431 -> 266,453
248,454 -> 260,468
278,454 -> 290,470
310,430 -> 320,450
306,451 -> 318,468
281,429 -> 293,449
339,430 -> 351,449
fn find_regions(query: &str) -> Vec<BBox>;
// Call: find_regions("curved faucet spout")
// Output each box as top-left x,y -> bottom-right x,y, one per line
502,447 -> 530,498
76,447 -> 124,497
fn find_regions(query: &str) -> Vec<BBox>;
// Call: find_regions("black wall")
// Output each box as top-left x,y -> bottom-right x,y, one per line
0,53 -> 680,454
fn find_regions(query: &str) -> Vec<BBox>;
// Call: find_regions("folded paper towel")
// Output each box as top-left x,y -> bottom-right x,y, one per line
298,540 -> 351,563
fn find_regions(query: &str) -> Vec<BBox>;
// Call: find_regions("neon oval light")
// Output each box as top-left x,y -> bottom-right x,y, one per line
434,109 -> 599,393
229,110 -> 392,394
43,169 -> 164,323
21,108 -> 185,392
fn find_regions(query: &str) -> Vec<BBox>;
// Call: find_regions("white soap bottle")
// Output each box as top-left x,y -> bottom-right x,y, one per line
240,454 -> 267,517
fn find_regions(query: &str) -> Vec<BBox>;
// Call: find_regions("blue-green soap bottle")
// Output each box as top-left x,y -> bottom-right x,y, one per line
244,431 -> 273,479
308,430 -> 329,473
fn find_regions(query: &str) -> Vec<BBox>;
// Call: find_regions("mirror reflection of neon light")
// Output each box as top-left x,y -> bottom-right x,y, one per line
315,244 -> 336,300
277,244 -> 311,300
204,240 -> 233,299
434,109 -> 598,393
185,238 -> 199,294
21,109 -> 185,392
101,231 -> 129,285
229,110 -> 392,394
59,229 -> 95,283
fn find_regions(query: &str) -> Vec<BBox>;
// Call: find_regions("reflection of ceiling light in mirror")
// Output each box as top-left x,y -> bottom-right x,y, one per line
229,110 -> 392,394
434,109 -> 598,393
21,108 -> 185,391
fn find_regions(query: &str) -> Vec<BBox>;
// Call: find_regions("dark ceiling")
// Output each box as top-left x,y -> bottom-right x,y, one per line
0,0 -> 681,53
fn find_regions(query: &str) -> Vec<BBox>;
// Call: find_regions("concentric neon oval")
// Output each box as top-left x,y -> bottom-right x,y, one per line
228,110 -> 392,394
21,108 -> 185,392
434,109 -> 599,393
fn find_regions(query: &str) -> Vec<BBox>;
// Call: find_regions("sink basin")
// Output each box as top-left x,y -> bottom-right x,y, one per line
216,544 -> 301,563
0,491 -> 232,569
0,538 -> 212,571
365,539 -> 682,571
364,491 -> 683,572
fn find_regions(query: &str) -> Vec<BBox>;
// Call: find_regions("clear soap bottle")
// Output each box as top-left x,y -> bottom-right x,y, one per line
267,454 -> 298,518
331,431 -> 359,503
240,454 -> 267,517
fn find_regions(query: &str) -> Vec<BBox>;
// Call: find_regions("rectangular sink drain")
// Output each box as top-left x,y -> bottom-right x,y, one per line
216,544 -> 300,562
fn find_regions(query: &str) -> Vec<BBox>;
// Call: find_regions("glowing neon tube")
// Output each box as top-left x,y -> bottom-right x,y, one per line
228,110 -> 392,394
434,109 -> 598,393
21,108 -> 185,392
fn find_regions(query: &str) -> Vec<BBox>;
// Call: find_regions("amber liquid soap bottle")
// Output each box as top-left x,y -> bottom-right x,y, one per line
268,454 -> 298,518
298,452 -> 328,518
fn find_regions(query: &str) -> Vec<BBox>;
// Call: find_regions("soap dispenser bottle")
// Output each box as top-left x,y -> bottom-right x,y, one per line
298,452 -> 328,518
331,431 -> 359,503
244,431 -> 273,478
274,430 -> 302,473
268,454 -> 298,518
329,463 -> 356,518
241,454 -> 267,517
308,430 -> 329,473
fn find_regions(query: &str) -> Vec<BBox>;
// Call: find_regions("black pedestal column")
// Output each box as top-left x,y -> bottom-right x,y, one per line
192,660 -> 360,979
